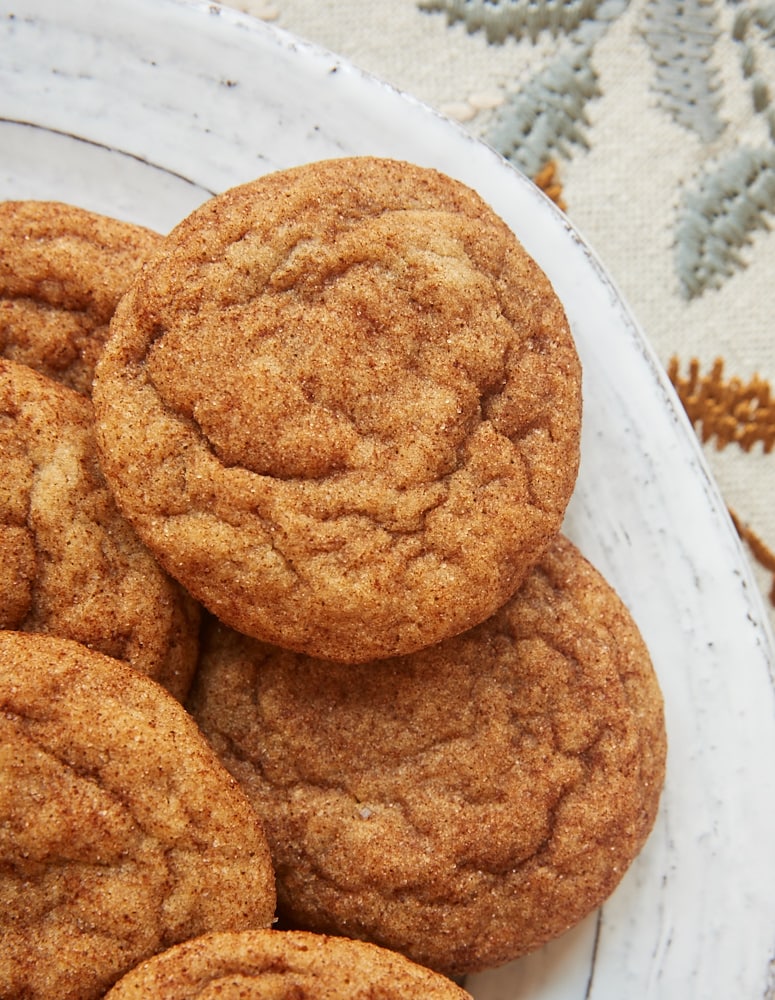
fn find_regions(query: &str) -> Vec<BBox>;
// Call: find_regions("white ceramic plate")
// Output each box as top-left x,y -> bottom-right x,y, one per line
2,2 -> 775,996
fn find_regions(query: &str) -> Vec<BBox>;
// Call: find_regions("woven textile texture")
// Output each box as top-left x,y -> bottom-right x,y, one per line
233,0 -> 775,635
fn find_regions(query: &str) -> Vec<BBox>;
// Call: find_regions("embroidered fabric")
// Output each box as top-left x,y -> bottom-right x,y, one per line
232,0 -> 775,633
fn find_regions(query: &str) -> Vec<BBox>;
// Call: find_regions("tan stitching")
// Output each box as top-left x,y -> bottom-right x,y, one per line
729,508 -> 775,607
667,355 -> 775,453
533,161 -> 567,212
668,356 -> 775,607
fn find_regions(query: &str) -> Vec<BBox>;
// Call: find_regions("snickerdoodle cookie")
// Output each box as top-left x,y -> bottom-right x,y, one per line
0,631 -> 277,1000
0,199 -> 161,395
0,358 -> 199,700
189,535 -> 666,978
103,929 -> 471,999
93,156 -> 582,662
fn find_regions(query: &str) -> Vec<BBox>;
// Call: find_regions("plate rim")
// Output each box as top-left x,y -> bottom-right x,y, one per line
2,2 -> 775,996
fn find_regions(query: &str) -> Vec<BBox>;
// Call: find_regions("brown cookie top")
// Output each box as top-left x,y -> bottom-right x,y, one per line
93,156 -> 582,662
103,929 -> 471,999
0,199 -> 161,395
0,358 -> 200,700
189,535 -> 666,977
0,631 -> 277,1000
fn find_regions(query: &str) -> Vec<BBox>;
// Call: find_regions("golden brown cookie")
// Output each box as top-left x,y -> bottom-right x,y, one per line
0,631 -> 277,1000
189,535 -> 666,978
93,156 -> 582,662
0,199 -> 161,395
103,929 -> 471,999
0,358 -> 199,700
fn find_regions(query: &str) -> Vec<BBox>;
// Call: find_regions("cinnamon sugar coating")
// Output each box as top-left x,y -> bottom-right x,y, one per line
93,157 -> 582,662
0,358 -> 200,700
0,200 -> 161,395
103,929 -> 470,999
189,535 -> 666,977
0,632 -> 277,1000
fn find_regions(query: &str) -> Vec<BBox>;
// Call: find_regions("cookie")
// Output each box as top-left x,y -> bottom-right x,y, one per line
0,631 -> 277,1000
189,535 -> 666,977
0,358 -> 200,700
92,156 -> 582,662
103,928 -> 471,999
0,199 -> 161,395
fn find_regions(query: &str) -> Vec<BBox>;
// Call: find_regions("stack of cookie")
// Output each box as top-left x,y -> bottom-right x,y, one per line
1,158 -> 666,998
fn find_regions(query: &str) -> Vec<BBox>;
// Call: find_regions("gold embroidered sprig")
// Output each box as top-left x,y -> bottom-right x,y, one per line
667,355 -> 775,452
729,508 -> 775,607
533,160 -> 567,211
669,355 -> 775,606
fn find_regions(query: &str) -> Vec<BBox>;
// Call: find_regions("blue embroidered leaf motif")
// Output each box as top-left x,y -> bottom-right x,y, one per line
752,3 -> 775,42
676,147 -> 775,298
642,0 -> 724,142
486,43 -> 600,177
417,0 -> 616,43
732,3 -> 775,136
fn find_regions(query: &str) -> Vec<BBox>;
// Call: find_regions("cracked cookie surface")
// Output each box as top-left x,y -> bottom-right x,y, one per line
0,631 -> 277,1000
189,535 -> 666,977
93,156 -> 582,662
0,200 -> 161,395
103,929 -> 471,999
0,358 -> 200,700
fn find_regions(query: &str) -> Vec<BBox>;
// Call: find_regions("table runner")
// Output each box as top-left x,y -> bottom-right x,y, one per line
231,0 -> 775,639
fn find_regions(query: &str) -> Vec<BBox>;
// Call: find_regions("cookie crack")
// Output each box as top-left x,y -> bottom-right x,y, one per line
0,289 -> 94,322
2,710 -> 212,851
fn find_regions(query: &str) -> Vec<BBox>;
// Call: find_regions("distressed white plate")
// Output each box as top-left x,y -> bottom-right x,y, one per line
2,2 -> 775,997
